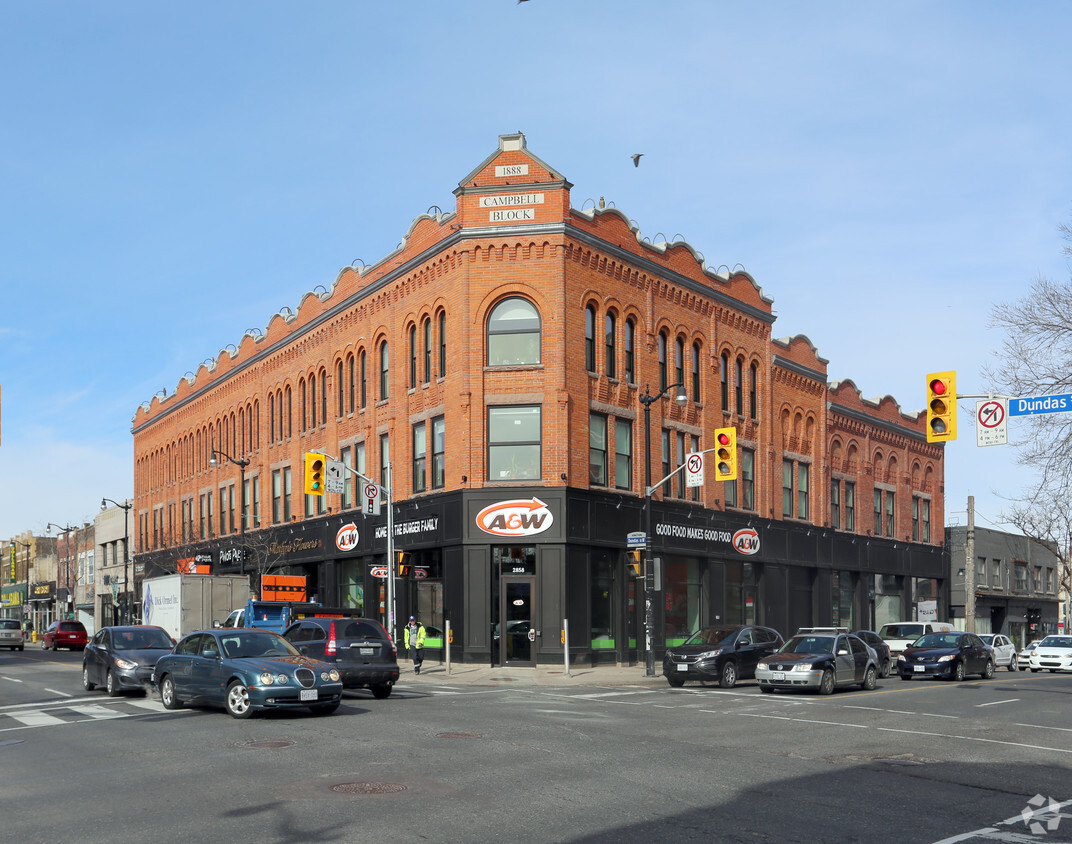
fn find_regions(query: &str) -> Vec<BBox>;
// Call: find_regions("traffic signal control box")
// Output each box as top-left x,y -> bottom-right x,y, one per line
714,427 -> 738,481
926,371 -> 957,443
304,452 -> 326,495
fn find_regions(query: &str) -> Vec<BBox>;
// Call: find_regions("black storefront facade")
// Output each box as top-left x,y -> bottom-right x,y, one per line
136,488 -> 948,667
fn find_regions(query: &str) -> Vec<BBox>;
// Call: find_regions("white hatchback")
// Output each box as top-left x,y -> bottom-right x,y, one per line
1027,635 -> 1072,673
979,633 -> 1018,671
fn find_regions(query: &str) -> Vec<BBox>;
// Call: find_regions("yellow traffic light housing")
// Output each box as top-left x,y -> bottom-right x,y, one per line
304,452 -> 325,495
714,427 -> 738,481
628,550 -> 642,576
397,551 -> 410,577
926,371 -> 957,443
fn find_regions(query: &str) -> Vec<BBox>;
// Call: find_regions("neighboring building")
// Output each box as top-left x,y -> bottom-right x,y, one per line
96,501 -> 135,627
50,524 -> 95,635
946,525 -> 1062,647
131,133 -> 946,666
1,534 -> 39,622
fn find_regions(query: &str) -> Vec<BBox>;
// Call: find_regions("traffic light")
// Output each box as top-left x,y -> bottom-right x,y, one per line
304,452 -> 325,495
397,552 -> 410,577
926,371 -> 957,443
628,550 -> 642,576
713,427 -> 737,481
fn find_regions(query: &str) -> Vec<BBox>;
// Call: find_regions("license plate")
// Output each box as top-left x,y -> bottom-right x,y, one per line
914,664 -> 925,673
677,664 -> 688,672
359,647 -> 374,655
772,672 -> 785,681
300,689 -> 318,702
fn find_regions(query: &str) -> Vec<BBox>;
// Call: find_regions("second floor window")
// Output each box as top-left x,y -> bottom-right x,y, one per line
413,423 -> 427,493
432,417 -> 445,489
589,414 -> 607,486
488,406 -> 541,480
614,418 -> 632,490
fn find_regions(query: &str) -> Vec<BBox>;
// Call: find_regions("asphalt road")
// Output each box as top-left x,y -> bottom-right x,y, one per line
3,647 -> 1072,844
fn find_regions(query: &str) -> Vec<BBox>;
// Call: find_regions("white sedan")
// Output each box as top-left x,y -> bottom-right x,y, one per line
979,633 -> 1018,671
1027,635 -> 1072,673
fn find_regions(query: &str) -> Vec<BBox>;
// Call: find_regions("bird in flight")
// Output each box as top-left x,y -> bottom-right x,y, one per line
631,153 -> 644,167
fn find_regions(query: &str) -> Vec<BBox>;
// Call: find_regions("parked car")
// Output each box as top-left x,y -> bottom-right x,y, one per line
1027,635 -> 1072,673
0,618 -> 24,651
978,633 -> 1018,672
41,620 -> 88,651
878,621 -> 955,661
755,629 -> 878,695
1018,639 -> 1042,669
853,630 -> 892,678
153,628 -> 343,719
662,625 -> 784,688
82,625 -> 176,696
282,616 -> 399,698
897,631 -> 995,681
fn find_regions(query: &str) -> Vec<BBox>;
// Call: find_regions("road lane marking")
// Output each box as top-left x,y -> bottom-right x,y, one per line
9,711 -> 66,727
1,676 -> 24,683
1016,723 -> 1072,733
790,718 -> 868,728
44,688 -> 73,697
572,690 -> 660,699
879,727 -> 1072,754
976,698 -> 1019,707
931,798 -> 1072,844
69,704 -> 126,720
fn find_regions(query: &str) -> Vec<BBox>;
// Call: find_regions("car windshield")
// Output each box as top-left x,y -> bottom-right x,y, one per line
220,631 -> 301,659
1039,636 -> 1072,648
682,626 -> 741,647
114,629 -> 175,650
879,624 -> 923,639
915,633 -> 962,648
780,636 -> 834,655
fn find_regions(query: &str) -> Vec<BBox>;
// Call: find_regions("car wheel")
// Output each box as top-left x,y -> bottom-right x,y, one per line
159,675 -> 183,710
862,665 -> 877,691
370,684 -> 392,699
310,702 -> 340,715
225,681 -> 253,719
82,666 -> 96,691
41,638 -> 47,650
18,644 -> 24,652
51,640 -> 57,651
953,661 -> 965,682
1008,660 -> 1018,672
719,661 -> 737,689
666,677 -> 685,688
106,671 -> 122,697
1051,669 -> 1058,673
759,684 -> 774,694
881,659 -> 891,678
818,669 -> 835,695
982,660 -> 995,680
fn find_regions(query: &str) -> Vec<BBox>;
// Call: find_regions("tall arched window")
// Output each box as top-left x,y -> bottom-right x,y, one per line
487,297 -> 541,365
309,374 -> 317,428
624,318 -> 635,383
347,353 -> 355,414
720,352 -> 729,411
735,357 -> 744,416
658,331 -> 668,391
320,369 -> 327,425
299,379 -> 307,433
380,342 -> 389,400
423,317 -> 431,384
691,342 -> 701,402
585,305 -> 596,373
438,311 -> 447,377
409,324 -> 417,388
337,361 -> 344,417
605,313 -> 616,379
749,362 -> 758,419
359,351 -> 367,409
674,336 -> 684,388
268,393 -> 275,443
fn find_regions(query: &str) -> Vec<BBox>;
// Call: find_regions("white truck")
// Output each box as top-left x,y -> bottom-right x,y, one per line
141,574 -> 250,641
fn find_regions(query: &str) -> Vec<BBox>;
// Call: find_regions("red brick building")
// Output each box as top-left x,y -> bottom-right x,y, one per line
132,133 -> 945,666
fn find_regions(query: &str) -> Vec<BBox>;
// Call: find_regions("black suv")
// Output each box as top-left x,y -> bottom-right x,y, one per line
283,616 -> 399,698
663,625 -> 783,688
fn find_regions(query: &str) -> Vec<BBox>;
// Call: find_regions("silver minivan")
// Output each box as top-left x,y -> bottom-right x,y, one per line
0,618 -> 25,651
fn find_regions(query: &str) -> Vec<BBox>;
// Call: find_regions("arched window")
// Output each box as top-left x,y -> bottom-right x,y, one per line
487,297 -> 541,365
299,378 -> 307,433
285,386 -> 292,438
438,311 -> 447,377
605,313 -> 616,379
359,351 -> 367,409
268,394 -> 275,443
674,336 -> 684,389
380,342 -> 389,400
658,331 -> 668,391
749,362 -> 758,419
337,361 -> 344,417
624,318 -> 635,383
309,374 -> 317,428
320,369 -> 327,425
585,305 -> 596,373
691,342 -> 701,402
720,353 -> 729,411
735,357 -> 744,416
423,317 -> 431,384
347,353 -> 355,414
409,324 -> 417,388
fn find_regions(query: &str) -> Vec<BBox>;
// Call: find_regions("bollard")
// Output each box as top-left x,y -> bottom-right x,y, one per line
563,618 -> 570,677
445,620 -> 452,675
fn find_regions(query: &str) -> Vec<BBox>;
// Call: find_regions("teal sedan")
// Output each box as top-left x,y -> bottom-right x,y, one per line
153,629 -> 343,719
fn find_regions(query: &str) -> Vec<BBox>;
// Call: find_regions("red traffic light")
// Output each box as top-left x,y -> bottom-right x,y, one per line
717,432 -> 731,446
929,378 -> 947,396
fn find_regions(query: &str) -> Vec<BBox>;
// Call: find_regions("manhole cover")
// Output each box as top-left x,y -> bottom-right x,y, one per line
331,782 -> 408,795
240,740 -> 295,749
436,732 -> 483,739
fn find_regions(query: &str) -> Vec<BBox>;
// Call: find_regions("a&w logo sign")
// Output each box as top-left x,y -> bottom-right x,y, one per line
476,498 -> 554,537
732,528 -> 760,555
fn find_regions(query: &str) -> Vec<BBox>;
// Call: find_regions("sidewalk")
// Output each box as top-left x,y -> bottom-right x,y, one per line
398,659 -> 669,687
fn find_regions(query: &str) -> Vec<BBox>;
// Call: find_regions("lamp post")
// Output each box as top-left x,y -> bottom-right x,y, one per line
101,498 -> 132,624
638,381 -> 688,677
209,445 -> 250,574
46,522 -> 78,622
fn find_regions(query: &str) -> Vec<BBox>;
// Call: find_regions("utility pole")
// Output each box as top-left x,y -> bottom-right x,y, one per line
965,495 -> 976,634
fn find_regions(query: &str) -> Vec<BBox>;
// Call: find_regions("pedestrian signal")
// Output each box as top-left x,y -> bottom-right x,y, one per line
714,427 -> 738,481
304,452 -> 325,495
397,551 -> 411,577
926,371 -> 957,443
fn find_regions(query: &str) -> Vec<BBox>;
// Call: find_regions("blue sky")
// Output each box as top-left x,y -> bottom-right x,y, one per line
2,1 -> 1070,540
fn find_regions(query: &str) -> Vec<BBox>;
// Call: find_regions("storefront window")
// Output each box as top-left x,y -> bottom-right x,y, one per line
832,570 -> 856,629
875,574 -> 902,630
664,558 -> 701,644
590,554 -> 615,651
726,561 -> 757,626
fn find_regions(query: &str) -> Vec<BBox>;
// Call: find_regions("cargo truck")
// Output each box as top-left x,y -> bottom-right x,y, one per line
219,600 -> 358,634
141,574 -> 251,641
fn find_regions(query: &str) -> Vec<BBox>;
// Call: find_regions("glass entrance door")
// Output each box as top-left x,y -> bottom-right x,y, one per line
500,577 -> 536,666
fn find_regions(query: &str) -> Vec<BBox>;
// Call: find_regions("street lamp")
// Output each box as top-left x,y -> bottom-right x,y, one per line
638,381 -> 688,677
209,445 -> 251,574
101,498 -> 132,624
46,522 -> 78,622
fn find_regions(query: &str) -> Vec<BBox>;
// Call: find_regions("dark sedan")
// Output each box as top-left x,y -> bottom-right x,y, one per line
83,625 -> 175,696
853,630 -> 893,678
153,629 -> 343,719
663,625 -> 783,688
897,631 -> 995,681
283,616 -> 399,698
